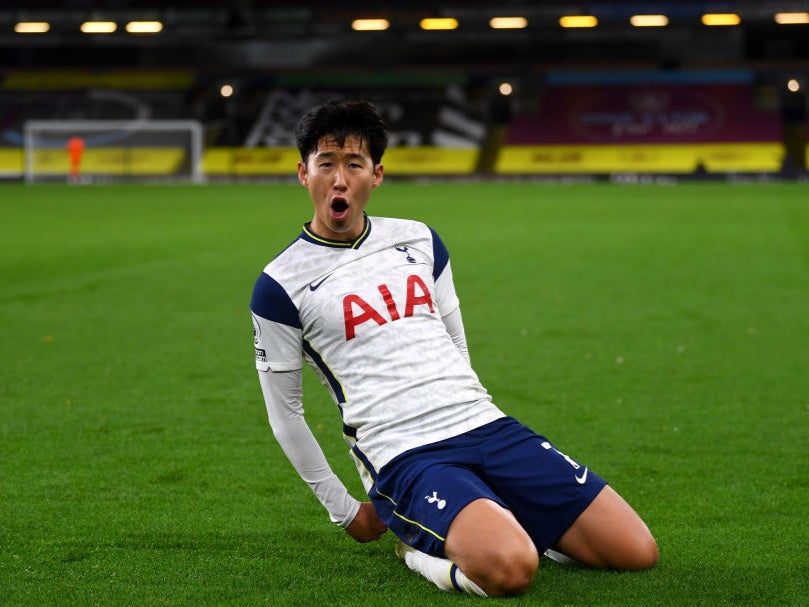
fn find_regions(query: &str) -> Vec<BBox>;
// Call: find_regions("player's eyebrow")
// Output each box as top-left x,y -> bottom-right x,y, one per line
313,150 -> 369,163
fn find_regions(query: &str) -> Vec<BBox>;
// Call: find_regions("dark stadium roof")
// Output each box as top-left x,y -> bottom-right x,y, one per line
1,1 -> 808,71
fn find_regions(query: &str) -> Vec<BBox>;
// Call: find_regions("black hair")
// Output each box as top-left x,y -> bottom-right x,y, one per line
294,99 -> 388,165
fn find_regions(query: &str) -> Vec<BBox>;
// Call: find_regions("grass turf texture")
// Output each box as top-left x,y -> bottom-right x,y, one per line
1,181 -> 807,606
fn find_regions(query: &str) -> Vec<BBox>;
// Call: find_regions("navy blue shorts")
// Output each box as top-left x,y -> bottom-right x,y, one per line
369,416 -> 607,557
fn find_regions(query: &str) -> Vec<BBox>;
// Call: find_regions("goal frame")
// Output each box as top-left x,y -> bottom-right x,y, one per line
23,119 -> 204,184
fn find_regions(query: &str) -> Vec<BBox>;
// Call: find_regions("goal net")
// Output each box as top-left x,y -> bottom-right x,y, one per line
23,120 -> 204,183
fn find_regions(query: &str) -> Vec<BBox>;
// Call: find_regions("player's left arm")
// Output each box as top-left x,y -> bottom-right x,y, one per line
429,227 -> 471,364
439,302 -> 470,364
436,268 -> 470,365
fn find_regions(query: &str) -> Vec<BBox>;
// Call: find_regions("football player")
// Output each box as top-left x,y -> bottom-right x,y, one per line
251,99 -> 657,597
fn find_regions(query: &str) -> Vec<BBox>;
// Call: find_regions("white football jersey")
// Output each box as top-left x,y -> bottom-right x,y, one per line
251,216 -> 504,487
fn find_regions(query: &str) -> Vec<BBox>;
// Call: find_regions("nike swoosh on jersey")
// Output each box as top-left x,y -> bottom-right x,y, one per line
309,274 -> 333,291
575,468 -> 588,485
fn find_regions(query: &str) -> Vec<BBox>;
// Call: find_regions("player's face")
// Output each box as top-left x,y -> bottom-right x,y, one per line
298,134 -> 384,241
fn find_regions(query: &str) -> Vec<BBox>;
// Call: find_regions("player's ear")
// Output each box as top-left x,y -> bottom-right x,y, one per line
297,161 -> 308,187
372,163 -> 384,188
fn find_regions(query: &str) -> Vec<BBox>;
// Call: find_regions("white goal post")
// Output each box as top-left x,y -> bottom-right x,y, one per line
23,119 -> 204,183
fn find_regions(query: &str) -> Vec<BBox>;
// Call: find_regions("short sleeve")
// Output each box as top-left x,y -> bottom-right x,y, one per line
251,272 -> 303,371
428,228 -> 460,316
429,226 -> 450,280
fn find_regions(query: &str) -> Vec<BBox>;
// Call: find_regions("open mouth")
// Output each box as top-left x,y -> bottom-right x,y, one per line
330,197 -> 349,220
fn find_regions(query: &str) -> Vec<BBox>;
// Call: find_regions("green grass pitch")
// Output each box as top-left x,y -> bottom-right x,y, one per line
1,181 -> 807,606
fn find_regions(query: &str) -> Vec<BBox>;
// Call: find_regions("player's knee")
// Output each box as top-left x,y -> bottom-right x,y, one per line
496,553 -> 538,596
616,531 -> 659,571
478,547 -> 538,597
630,534 -> 659,570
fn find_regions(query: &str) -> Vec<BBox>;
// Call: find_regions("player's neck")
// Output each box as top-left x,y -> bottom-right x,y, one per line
307,215 -> 367,243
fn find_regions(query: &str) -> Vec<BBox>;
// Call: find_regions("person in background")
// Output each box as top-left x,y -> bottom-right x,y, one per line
66,136 -> 85,183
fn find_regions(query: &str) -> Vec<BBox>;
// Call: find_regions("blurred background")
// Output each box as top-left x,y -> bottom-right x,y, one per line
2,0 -> 808,182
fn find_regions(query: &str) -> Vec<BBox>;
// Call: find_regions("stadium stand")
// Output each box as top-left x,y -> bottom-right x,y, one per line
1,67 -> 807,180
496,72 -> 785,176
0,1 -> 806,180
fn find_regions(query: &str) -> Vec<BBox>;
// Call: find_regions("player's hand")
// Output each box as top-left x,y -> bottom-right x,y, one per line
345,502 -> 387,543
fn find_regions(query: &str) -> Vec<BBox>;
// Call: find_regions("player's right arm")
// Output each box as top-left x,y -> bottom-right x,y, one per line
344,502 -> 387,542
251,271 -> 366,533
256,364 -> 362,529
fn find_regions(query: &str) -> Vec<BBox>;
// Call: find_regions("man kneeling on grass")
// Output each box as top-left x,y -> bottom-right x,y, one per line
250,99 -> 658,597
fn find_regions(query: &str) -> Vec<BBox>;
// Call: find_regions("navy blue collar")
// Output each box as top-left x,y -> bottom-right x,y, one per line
300,215 -> 371,249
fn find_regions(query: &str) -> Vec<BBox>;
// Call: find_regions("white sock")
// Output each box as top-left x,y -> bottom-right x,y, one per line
543,548 -> 580,565
396,541 -> 488,597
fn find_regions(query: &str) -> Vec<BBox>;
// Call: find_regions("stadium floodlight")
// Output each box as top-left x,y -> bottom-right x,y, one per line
15,22 -> 50,33
125,21 -> 163,34
775,12 -> 809,24
559,15 -> 598,28
23,119 -> 204,184
420,18 -> 459,30
352,19 -> 390,31
630,15 -> 669,27
701,13 -> 741,26
490,17 -> 528,30
80,21 -> 117,33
